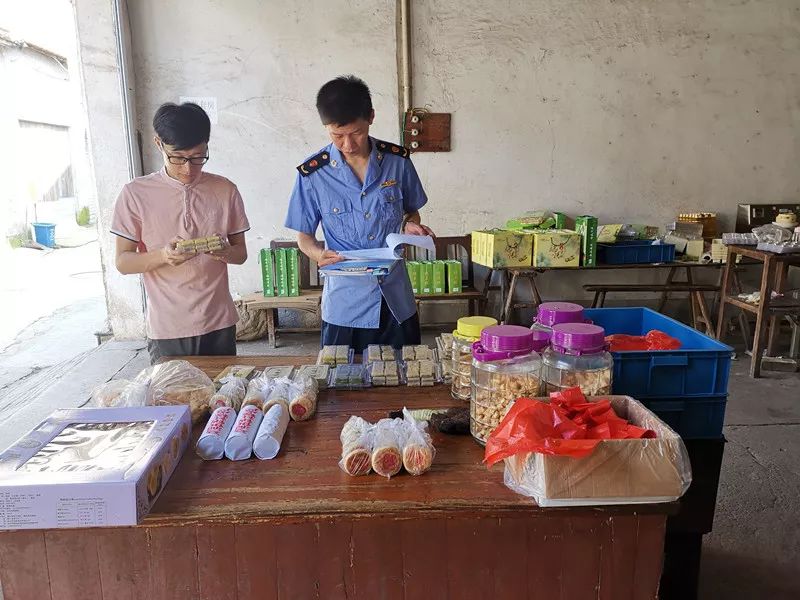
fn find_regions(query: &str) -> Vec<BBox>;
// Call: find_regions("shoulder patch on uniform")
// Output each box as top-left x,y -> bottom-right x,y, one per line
374,139 -> 410,159
297,151 -> 331,176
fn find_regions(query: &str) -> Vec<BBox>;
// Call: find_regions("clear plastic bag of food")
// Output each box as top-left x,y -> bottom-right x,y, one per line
134,359 -> 216,423
339,416 -> 374,476
288,376 -> 318,422
264,377 -> 293,412
91,379 -> 146,408
208,376 -> 248,411
371,418 -> 404,478
242,376 -> 275,410
753,223 -> 792,244
401,408 -> 435,476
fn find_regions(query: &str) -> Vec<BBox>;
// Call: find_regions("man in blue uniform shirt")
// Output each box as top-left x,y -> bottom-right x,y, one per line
285,75 -> 434,352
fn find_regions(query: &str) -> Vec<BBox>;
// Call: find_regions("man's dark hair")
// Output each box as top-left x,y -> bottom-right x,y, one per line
316,75 -> 373,126
152,102 -> 210,150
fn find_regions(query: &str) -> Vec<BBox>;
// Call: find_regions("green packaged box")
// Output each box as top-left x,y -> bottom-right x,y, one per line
432,260 -> 446,294
419,261 -> 433,295
286,247 -> 300,296
553,212 -> 567,229
275,248 -> 289,297
260,248 -> 275,297
575,215 -> 598,267
406,261 -> 420,294
447,260 -> 463,293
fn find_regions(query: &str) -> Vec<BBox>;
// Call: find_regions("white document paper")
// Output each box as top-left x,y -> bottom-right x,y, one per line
339,234 -> 435,260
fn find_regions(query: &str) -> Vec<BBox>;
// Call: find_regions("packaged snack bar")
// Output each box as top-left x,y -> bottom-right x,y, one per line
288,376 -> 318,422
339,416 -> 374,476
196,406 -> 237,460
223,404 -> 263,461
208,376 -> 247,411
253,403 -> 290,460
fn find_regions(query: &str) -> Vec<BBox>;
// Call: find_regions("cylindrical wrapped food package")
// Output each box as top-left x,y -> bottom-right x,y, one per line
209,376 -> 248,411
401,408 -> 436,476
264,377 -> 293,412
253,403 -> 290,460
339,416 -> 374,476
371,418 -> 403,478
242,376 -> 274,410
196,406 -> 237,460
223,404 -> 263,461
288,376 -> 318,422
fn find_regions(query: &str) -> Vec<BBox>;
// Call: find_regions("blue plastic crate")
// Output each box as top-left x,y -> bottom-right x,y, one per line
597,240 -> 675,264
640,395 -> 727,439
584,307 -> 733,398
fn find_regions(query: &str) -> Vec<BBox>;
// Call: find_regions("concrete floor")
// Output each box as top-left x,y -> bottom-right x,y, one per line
0,325 -> 798,598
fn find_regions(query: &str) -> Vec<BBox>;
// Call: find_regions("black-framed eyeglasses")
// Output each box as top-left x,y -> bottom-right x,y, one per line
158,141 -> 209,165
164,151 -> 209,166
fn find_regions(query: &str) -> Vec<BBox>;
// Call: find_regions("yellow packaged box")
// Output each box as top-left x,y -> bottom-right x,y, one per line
471,229 -> 533,268
532,229 -> 581,268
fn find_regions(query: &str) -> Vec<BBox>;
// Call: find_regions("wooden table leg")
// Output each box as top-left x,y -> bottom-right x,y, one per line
526,273 -> 543,312
767,261 -> 789,356
715,249 -> 735,340
657,266 -> 677,313
751,255 -> 777,377
685,267 -> 699,329
731,269 -> 751,351
502,271 -> 519,324
267,309 -> 277,349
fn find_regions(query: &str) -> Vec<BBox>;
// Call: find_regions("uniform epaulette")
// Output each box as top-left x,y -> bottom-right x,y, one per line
297,150 -> 331,176
375,139 -> 410,159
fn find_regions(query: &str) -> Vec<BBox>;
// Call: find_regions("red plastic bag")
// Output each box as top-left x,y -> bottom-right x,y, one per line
606,330 -> 681,351
484,388 -> 656,467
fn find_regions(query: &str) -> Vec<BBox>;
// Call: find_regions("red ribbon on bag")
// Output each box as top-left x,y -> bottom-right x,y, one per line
484,387 -> 656,467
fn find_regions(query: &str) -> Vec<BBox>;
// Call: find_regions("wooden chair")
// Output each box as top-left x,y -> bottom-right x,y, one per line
408,234 -> 487,325
241,241 -> 322,348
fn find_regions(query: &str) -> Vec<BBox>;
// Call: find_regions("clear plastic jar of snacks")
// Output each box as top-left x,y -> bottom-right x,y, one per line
542,323 -> 614,396
470,325 -> 542,445
451,316 -> 498,401
530,302 -> 585,340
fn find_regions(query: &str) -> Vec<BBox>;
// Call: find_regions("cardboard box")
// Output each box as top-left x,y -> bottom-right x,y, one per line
446,260 -> 463,293
286,248 -> 300,297
553,212 -> 567,230
419,261 -> 433,295
0,406 -> 191,529
432,260 -> 446,294
597,224 -> 623,244
472,229 -> 534,268
260,249 -> 275,297
406,261 -> 420,294
275,248 -> 289,297
532,229 -> 581,268
504,396 -> 690,507
575,215 -> 598,267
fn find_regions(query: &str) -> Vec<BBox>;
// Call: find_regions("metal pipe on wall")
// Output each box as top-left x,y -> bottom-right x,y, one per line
400,0 -> 412,113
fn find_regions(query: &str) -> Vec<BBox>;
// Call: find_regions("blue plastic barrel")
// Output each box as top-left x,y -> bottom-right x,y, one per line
32,223 -> 56,247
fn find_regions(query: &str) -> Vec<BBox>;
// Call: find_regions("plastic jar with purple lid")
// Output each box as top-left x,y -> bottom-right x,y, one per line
530,301 -> 586,341
541,323 -> 613,396
470,325 -> 543,445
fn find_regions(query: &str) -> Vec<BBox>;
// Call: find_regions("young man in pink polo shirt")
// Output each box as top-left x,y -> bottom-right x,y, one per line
111,102 -> 250,363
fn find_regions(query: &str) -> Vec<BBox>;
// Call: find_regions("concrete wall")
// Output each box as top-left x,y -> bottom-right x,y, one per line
77,0 -> 800,335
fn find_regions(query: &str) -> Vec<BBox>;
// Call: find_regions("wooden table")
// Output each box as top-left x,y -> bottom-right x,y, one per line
716,245 -> 800,377
487,261 -> 726,327
0,356 -> 673,600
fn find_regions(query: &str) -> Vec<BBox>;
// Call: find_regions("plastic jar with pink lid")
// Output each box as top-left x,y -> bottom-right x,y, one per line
470,325 -> 545,445
541,323 -> 613,396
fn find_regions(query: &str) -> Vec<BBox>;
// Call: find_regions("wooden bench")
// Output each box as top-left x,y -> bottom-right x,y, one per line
408,234 -> 487,325
584,283 -> 718,334
242,241 -> 322,348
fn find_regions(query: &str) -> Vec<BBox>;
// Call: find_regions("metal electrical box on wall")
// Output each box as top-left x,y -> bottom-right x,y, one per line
403,110 -> 451,152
